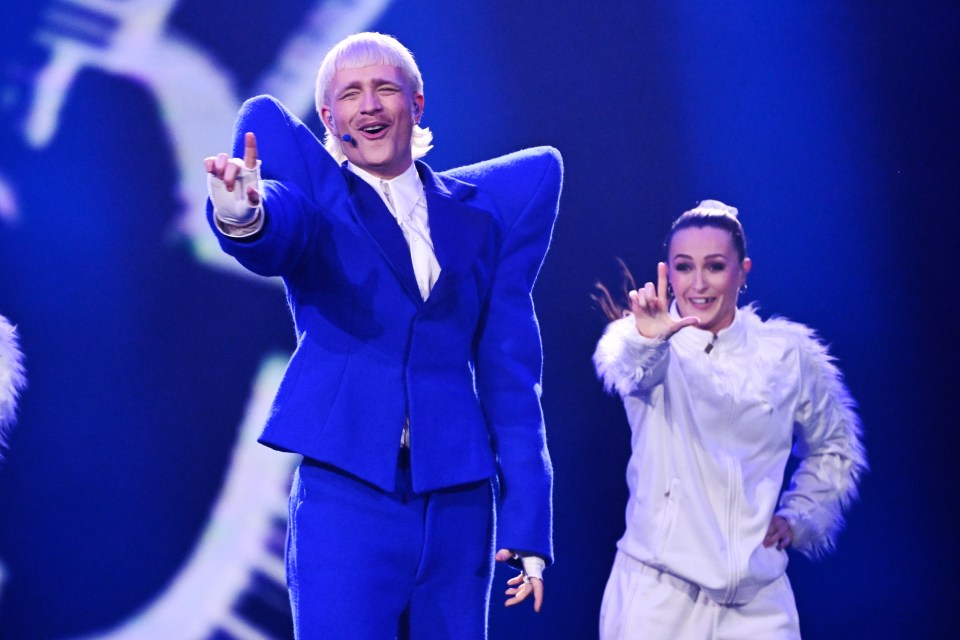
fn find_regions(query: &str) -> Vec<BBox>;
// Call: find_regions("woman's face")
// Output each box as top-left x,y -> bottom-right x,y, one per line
668,226 -> 751,335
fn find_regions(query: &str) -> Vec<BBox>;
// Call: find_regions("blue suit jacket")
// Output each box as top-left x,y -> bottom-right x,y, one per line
208,96 -> 561,562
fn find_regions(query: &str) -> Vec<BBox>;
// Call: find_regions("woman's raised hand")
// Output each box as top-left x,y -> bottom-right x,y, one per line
628,262 -> 699,340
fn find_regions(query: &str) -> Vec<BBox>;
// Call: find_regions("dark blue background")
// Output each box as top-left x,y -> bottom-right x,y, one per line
1,1 -> 956,638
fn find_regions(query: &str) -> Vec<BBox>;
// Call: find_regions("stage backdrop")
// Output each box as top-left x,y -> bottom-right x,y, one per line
1,1 -> 957,638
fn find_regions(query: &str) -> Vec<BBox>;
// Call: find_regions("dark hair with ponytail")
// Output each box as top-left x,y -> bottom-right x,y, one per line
593,200 -> 747,322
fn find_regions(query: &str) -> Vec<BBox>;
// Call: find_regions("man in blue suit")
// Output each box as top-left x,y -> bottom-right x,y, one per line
204,32 -> 561,639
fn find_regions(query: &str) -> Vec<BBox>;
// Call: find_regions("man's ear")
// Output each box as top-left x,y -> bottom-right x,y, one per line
412,94 -> 424,122
321,106 -> 335,131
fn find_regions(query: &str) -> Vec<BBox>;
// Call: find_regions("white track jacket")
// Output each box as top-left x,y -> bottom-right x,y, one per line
593,305 -> 866,606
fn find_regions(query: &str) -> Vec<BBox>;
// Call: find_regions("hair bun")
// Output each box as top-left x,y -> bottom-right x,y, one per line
689,199 -> 738,218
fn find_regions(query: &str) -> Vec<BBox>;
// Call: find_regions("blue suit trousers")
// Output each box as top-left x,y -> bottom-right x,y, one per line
287,453 -> 495,639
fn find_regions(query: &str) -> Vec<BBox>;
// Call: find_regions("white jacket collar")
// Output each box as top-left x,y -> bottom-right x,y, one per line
669,302 -> 751,354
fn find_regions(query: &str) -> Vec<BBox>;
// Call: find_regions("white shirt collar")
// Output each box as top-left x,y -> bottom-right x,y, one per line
347,161 -> 424,222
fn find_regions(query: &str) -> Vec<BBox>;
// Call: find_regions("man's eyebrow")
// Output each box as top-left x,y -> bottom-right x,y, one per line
335,81 -> 361,95
336,78 -> 401,94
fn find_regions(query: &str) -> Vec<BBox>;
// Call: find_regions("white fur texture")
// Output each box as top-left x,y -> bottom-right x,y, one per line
0,314 -> 26,460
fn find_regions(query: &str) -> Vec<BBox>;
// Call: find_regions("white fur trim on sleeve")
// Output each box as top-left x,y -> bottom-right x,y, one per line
769,316 -> 867,559
0,314 -> 26,460
593,316 -> 669,398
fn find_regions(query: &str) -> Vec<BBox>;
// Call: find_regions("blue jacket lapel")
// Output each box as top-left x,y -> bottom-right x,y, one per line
343,162 -> 493,307
418,163 -> 492,303
344,168 -> 422,304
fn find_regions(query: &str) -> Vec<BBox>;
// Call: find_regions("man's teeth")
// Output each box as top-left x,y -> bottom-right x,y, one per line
691,298 -> 712,304
362,125 -> 386,133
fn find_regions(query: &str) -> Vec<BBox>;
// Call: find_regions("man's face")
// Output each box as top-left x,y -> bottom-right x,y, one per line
321,64 -> 423,180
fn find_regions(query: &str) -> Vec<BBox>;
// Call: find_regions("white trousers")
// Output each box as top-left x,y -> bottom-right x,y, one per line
599,551 -> 801,640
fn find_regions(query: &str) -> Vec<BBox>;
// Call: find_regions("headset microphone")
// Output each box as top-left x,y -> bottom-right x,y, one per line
342,133 -> 358,148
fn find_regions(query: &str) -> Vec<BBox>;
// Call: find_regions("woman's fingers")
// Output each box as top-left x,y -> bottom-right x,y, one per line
632,282 -> 661,317
657,262 -> 668,306
674,316 -> 699,331
762,516 -> 793,550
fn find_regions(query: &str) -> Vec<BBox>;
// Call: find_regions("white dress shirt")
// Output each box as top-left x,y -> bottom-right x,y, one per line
347,161 -> 441,301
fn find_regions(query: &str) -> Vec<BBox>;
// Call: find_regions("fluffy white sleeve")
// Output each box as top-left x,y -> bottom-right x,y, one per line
592,315 -> 670,398
0,314 -> 26,460
774,320 -> 867,558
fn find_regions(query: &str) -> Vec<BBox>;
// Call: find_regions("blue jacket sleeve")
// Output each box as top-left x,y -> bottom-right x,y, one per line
206,95 -> 349,278
450,147 -> 563,564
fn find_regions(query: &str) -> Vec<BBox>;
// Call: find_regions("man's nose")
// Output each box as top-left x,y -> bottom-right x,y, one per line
360,90 -> 382,113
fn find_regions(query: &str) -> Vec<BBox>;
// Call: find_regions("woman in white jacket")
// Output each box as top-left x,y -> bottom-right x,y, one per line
592,200 -> 866,639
